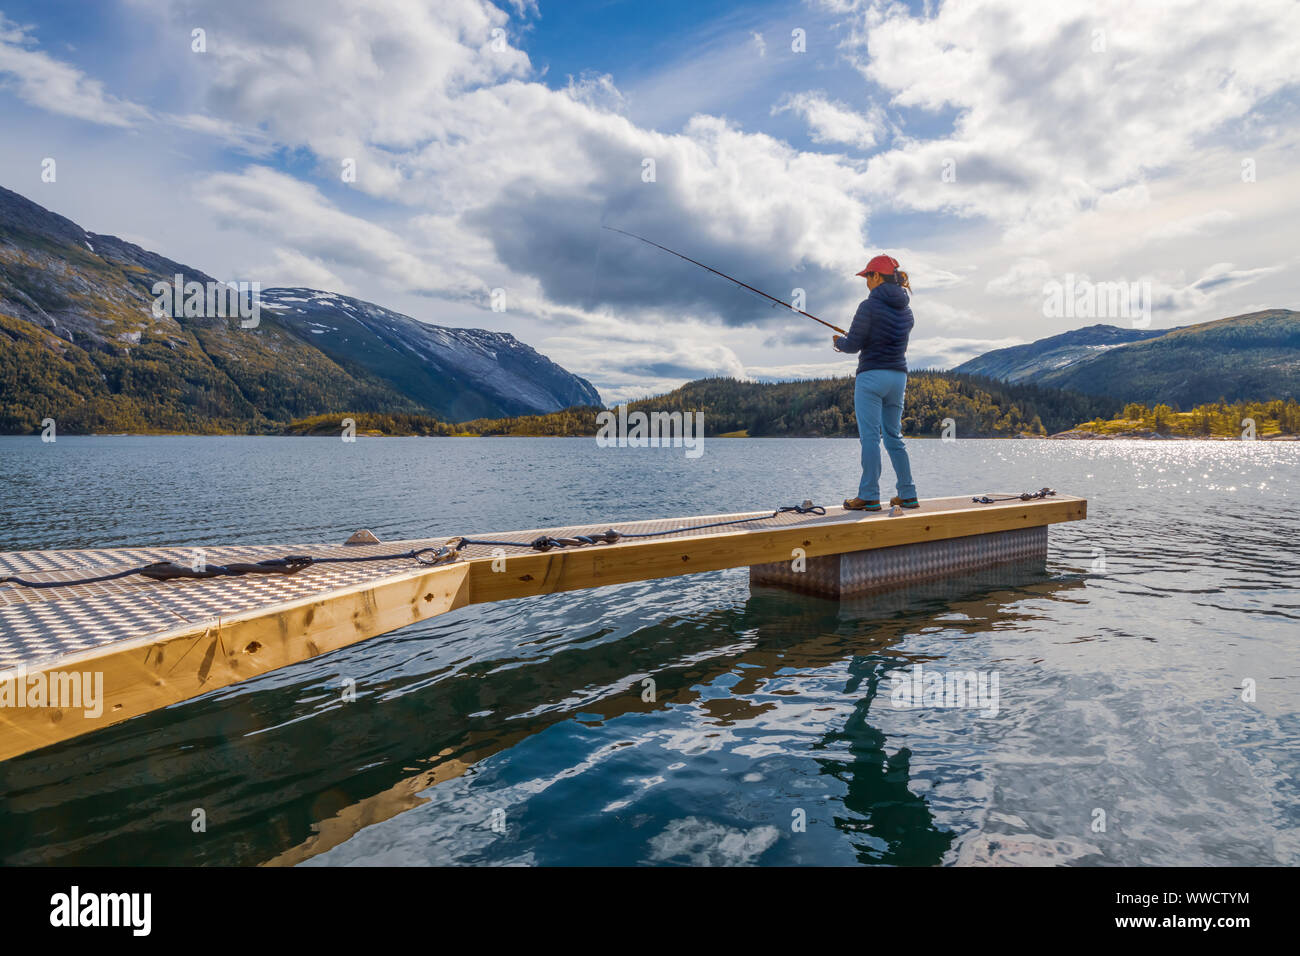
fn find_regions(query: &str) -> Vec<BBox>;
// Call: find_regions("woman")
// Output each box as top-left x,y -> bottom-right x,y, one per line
832,254 -> 919,512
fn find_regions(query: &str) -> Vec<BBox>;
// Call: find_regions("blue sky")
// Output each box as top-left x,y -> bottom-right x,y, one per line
1,0 -> 1297,402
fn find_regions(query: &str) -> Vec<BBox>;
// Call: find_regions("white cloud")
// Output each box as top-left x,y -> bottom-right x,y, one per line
0,16 -> 151,126
746,361 -> 854,380
908,335 -> 1026,370
563,71 -> 626,113
165,112 -> 275,156
135,0 -> 531,189
772,91 -> 885,150
193,166 -> 455,295
985,258 -> 1052,298
921,298 -> 990,330
1154,261 -> 1287,316
541,325 -> 749,403
263,248 -> 352,294
1144,209 -> 1235,242
848,0 -> 1300,238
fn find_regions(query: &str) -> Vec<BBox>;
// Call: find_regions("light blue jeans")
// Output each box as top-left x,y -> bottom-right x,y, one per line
854,369 -> 917,502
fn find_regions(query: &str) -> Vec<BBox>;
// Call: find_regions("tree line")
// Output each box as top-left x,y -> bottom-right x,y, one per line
281,373 -> 1124,438
1075,399 -> 1300,437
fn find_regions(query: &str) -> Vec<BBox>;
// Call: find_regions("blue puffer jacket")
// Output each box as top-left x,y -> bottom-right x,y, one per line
835,282 -> 914,373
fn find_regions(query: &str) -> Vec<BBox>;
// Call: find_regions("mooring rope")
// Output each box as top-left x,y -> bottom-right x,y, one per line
0,548 -> 456,589
451,502 -> 827,554
0,503 -> 828,589
971,488 -> 1057,504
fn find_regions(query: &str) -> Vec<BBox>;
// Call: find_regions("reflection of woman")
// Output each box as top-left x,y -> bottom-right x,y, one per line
832,255 -> 918,512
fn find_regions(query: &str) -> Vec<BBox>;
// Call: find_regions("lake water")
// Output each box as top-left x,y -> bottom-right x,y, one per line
0,435 -> 1296,866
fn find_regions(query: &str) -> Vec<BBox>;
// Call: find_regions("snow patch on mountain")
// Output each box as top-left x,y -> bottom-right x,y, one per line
259,287 -> 601,417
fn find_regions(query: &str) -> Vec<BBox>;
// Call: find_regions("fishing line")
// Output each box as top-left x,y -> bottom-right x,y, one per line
603,226 -> 849,334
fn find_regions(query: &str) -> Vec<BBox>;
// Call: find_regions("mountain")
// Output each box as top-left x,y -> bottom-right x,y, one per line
955,312 -> 1300,407
0,185 -> 599,433
953,324 -> 1173,382
259,288 -> 598,421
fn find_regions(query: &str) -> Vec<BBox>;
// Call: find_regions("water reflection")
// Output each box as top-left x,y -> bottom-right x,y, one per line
0,559 -> 1078,866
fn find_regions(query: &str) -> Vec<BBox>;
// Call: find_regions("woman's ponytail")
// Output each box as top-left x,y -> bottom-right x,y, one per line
864,264 -> 911,290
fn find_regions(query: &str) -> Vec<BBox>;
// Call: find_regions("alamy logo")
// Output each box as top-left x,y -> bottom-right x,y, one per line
1042,274 -> 1152,328
890,663 -> 1000,717
595,404 -> 704,458
0,667 -> 104,718
49,886 -> 151,936
152,274 -> 261,328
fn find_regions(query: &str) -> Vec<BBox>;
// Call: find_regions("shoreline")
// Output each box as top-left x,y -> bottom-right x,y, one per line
4,431 -> 1297,441
1047,430 -> 1299,441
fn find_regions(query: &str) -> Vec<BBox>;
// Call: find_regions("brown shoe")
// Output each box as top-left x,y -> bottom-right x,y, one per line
889,496 -> 920,509
844,497 -> 881,512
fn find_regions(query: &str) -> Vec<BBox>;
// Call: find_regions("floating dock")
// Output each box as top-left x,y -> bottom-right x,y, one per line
0,493 -> 1085,761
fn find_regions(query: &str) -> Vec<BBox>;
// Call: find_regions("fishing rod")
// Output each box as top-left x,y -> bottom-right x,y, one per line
602,226 -> 848,335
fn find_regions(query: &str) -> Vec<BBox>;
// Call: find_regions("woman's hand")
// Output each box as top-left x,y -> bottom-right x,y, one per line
832,335 -> 842,351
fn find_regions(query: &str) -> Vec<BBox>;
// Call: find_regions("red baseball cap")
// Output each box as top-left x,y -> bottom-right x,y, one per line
856,254 -> 898,277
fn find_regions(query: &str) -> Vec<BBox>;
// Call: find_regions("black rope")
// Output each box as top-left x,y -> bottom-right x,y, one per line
972,488 -> 1056,504
613,502 -> 826,538
0,565 -> 155,590
0,504 -> 827,588
455,502 -> 828,553
0,546 -> 459,590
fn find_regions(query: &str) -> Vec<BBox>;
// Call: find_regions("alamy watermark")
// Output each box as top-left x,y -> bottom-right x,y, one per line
0,667 -> 104,718
152,274 -> 261,328
49,886 -> 150,936
1043,274 -> 1152,328
595,404 -> 704,458
890,663 -> 1000,717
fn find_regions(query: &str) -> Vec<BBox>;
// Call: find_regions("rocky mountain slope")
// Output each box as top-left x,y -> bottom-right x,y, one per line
260,288 -> 599,421
954,324 -> 1173,382
955,312 -> 1299,406
0,185 -> 599,433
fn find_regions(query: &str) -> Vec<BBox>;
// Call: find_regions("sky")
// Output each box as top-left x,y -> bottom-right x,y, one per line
1,0 -> 1297,403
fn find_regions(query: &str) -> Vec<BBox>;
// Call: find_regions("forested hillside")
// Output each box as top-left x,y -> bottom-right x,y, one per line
284,372 -> 1121,438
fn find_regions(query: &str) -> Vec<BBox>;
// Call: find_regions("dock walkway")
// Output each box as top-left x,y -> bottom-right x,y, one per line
0,493 -> 1085,760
